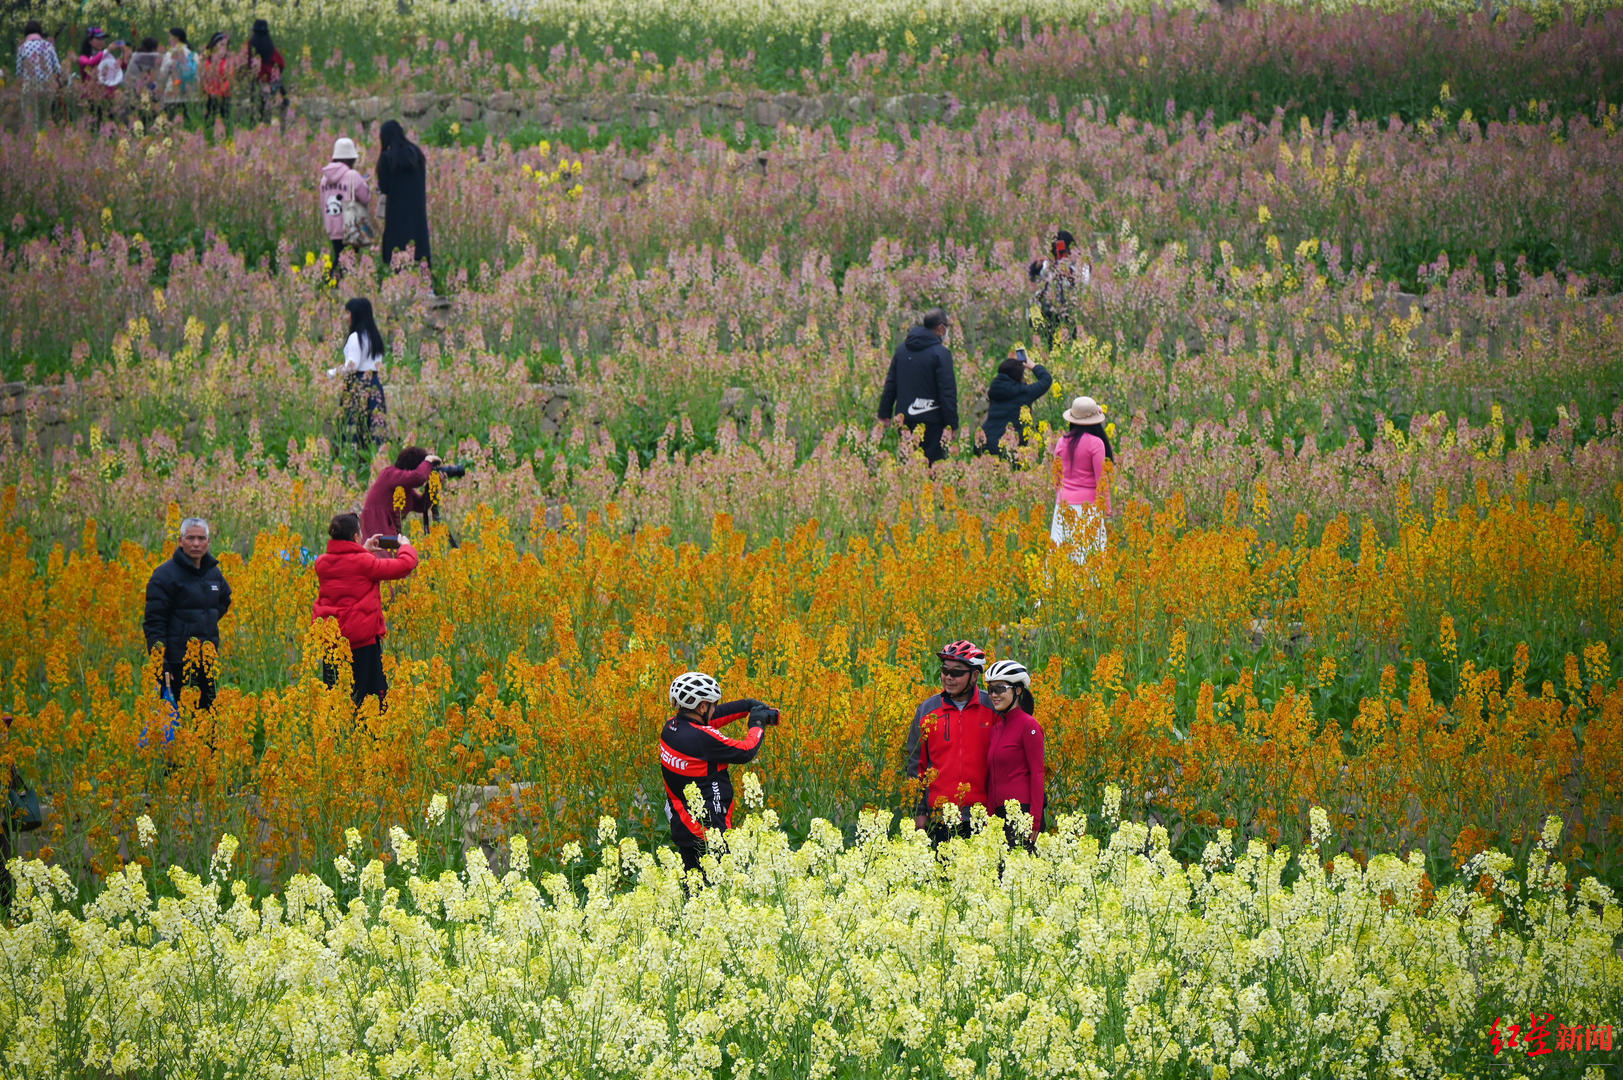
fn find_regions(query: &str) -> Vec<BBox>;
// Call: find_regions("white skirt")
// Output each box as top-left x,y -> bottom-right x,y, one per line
1050,501 -> 1106,563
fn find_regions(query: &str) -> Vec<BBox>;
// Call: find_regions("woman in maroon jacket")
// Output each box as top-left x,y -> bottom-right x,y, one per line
312,512 -> 418,708
984,659 -> 1045,847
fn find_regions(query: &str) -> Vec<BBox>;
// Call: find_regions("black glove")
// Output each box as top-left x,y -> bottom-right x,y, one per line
748,704 -> 780,728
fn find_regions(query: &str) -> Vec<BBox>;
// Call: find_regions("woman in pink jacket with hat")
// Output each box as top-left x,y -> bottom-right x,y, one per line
1052,395 -> 1114,562
319,137 -> 372,273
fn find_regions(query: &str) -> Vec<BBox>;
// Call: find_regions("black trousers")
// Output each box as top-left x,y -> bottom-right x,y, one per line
323,641 -> 388,708
992,801 -> 1042,849
907,420 -> 947,464
163,661 -> 217,710
927,818 -> 974,846
671,826 -> 706,872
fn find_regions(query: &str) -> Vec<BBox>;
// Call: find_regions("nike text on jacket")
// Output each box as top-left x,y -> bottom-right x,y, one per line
879,326 -> 958,429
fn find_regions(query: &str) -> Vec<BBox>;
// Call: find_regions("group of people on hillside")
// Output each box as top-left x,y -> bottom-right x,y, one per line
141,443 -> 446,726
879,273 -> 1113,561
145,517 -> 1044,875
133,222 -> 1087,875
648,639 -> 1048,871
13,18 -> 288,129
142,519 -> 1042,874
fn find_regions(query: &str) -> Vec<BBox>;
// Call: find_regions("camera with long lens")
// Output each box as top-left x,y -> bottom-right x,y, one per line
422,462 -> 468,550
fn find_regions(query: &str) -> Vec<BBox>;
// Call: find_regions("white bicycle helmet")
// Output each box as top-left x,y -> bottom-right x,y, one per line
670,671 -> 723,710
984,660 -> 1031,688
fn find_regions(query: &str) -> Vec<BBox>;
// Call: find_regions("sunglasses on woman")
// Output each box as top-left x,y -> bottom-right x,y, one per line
986,683 -> 1015,695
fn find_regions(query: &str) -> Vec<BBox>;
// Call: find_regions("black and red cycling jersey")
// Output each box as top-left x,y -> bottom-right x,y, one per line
659,698 -> 767,840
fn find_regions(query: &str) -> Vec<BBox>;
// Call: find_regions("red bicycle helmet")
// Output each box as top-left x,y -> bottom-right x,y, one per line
937,640 -> 987,669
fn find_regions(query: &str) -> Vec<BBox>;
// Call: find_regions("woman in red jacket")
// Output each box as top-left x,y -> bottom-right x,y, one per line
312,512 -> 418,708
984,659 -> 1044,848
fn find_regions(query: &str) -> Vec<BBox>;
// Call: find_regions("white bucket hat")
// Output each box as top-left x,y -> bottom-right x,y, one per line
1062,396 -> 1105,425
331,137 -> 359,161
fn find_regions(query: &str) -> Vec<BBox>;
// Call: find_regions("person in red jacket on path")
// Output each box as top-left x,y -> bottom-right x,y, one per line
904,639 -> 997,844
984,659 -> 1045,848
312,512 -> 418,707
361,446 -> 440,540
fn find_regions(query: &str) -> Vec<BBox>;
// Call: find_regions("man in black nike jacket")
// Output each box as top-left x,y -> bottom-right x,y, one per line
878,308 -> 958,464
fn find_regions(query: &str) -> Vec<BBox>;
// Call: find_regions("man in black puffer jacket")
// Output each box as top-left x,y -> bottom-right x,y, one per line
878,308 -> 958,464
143,517 -> 232,710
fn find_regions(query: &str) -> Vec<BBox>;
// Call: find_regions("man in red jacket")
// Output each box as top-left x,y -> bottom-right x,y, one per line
904,639 -> 997,844
312,512 -> 419,708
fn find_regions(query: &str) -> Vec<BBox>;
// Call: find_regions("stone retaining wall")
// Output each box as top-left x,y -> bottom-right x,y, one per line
299,88 -> 961,135
0,379 -> 577,452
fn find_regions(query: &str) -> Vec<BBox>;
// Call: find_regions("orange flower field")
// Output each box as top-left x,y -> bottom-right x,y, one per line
2,484 -> 1617,896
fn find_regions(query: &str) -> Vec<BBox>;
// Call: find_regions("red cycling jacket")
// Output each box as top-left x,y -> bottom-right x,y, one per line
659,699 -> 766,840
311,540 -> 418,648
904,690 -> 997,814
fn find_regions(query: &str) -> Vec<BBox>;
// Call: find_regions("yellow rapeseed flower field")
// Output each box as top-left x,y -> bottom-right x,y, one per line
2,807 -> 1618,1077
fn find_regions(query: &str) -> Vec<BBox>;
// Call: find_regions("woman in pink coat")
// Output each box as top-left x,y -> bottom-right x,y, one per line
984,659 -> 1044,848
1051,395 -> 1113,563
319,137 -> 372,272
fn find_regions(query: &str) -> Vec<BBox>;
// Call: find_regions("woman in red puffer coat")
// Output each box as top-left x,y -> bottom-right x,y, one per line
312,512 -> 417,708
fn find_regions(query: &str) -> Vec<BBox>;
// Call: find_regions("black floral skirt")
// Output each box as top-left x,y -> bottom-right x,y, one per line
339,370 -> 387,450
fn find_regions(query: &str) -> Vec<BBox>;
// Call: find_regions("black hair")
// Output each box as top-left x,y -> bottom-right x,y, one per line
394,446 -> 430,471
921,307 -> 948,332
140,36 -> 159,52
997,356 -> 1026,381
170,27 -> 188,44
24,20 -> 43,35
1063,421 -> 1115,471
208,31 -> 227,49
329,512 -> 360,541
1082,421 -> 1114,460
248,19 -> 274,64
1052,228 -> 1076,257
344,297 -> 386,362
378,119 -> 426,174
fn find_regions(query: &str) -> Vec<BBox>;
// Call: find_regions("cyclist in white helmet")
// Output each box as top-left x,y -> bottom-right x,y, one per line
984,658 -> 1044,847
658,670 -> 779,872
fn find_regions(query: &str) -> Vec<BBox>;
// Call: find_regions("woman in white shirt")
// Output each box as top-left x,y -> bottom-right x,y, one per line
328,297 -> 388,453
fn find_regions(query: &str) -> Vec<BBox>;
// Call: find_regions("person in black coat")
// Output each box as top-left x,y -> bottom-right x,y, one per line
142,517 -> 232,709
878,308 -> 958,464
376,119 -> 431,269
979,352 -> 1053,460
